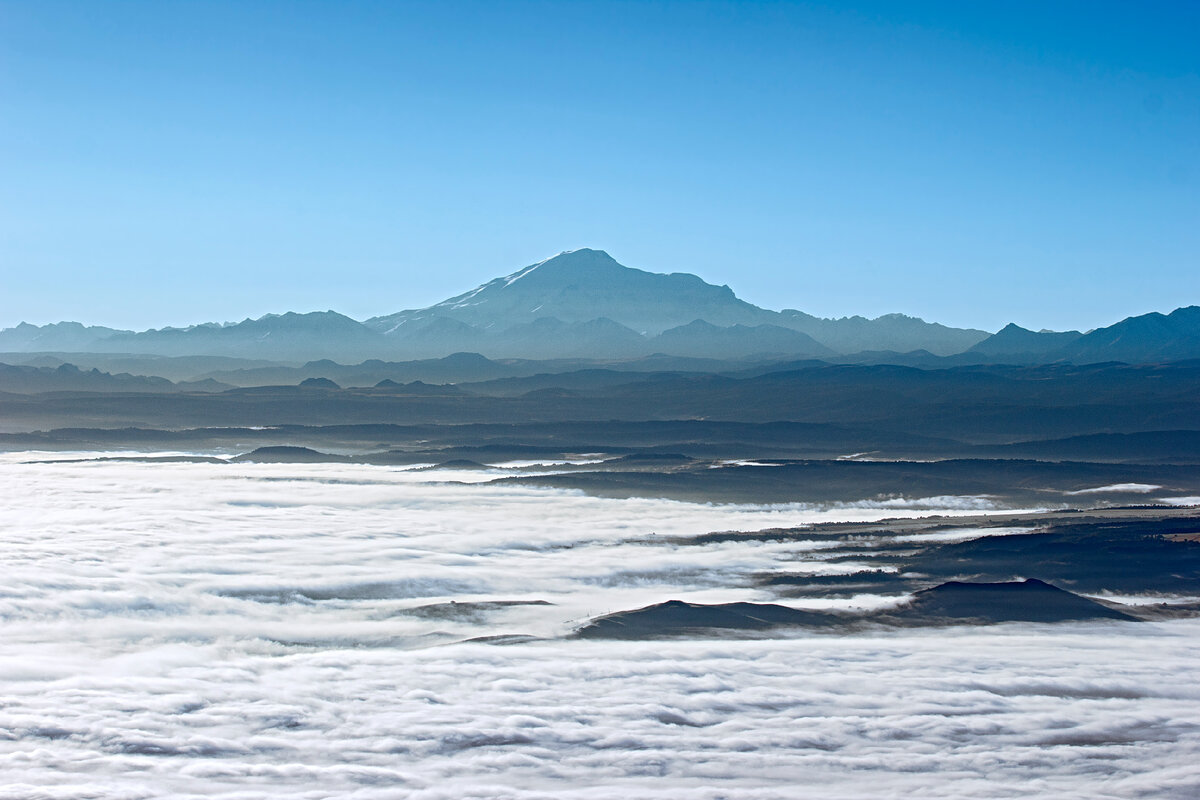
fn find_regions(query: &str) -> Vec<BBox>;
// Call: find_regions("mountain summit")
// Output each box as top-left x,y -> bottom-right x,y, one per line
363,248 -> 989,357
367,248 -> 776,336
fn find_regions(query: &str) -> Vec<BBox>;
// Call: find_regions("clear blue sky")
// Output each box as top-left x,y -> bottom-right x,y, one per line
1,0 -> 1196,333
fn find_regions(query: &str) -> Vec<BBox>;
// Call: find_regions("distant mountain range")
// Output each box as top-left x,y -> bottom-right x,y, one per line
963,307 -> 1200,364
1,248 -> 1196,364
0,362 -> 229,394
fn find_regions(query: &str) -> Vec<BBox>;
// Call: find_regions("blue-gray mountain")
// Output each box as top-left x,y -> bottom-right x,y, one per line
364,249 -> 983,357
960,307 -> 1200,365
1,249 -> 1196,363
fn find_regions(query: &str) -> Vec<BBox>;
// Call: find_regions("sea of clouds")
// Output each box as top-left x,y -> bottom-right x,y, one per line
1,455 -> 1198,799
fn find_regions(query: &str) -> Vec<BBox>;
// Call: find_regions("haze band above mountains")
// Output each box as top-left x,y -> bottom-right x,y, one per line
5,249 -> 1197,364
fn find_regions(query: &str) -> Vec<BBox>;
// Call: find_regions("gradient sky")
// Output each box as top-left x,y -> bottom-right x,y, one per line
1,0 -> 1196,333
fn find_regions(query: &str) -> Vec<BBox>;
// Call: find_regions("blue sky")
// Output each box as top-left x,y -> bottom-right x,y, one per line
1,0 -> 1196,332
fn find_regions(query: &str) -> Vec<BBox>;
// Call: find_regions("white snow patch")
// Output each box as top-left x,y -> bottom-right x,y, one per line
503,251 -> 573,287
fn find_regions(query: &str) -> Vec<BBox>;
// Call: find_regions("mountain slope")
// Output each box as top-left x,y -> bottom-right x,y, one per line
104,311 -> 388,360
0,321 -> 133,352
367,249 -> 778,336
961,308 -> 1200,365
779,310 -> 988,356
964,323 -> 1083,359
365,248 -> 995,356
1055,306 -> 1200,364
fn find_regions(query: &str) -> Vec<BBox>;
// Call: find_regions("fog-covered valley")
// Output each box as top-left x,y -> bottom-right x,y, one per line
3,455 -> 1199,799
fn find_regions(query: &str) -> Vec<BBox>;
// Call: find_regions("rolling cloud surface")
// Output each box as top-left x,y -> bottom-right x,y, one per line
1,457 -> 1197,798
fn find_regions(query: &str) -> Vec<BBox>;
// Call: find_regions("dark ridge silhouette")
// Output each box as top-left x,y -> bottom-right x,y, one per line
298,376 -> 341,389
231,446 -> 350,463
0,362 -> 231,394
907,523 -> 1200,593
966,323 -> 1084,359
575,599 -> 836,638
886,579 -> 1137,623
574,581 -> 1139,639
1059,306 -> 1200,364
499,458 -> 1200,505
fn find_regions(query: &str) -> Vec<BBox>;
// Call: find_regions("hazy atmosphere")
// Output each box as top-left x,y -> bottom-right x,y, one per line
2,0 -> 1197,331
2,2 -> 1198,799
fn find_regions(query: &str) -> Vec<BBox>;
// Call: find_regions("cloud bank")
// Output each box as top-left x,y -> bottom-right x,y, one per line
0,457 -> 1197,798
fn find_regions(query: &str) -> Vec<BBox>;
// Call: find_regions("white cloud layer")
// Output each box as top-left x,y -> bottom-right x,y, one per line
0,456 -> 1197,798
1066,483 -> 1162,495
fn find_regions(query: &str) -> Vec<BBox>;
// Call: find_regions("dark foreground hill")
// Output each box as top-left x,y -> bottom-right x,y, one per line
574,580 -> 1139,638
575,600 -> 836,638
883,579 -> 1136,624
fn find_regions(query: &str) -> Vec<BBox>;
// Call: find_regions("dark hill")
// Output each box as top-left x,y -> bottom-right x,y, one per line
575,599 -> 833,638
906,523 -> 1200,593
299,377 -> 341,389
0,362 -> 179,394
966,323 -> 1083,359
885,579 -> 1136,624
231,446 -> 350,463
1056,306 -> 1200,364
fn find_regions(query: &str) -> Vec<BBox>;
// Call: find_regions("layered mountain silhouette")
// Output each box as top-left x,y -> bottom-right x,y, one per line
0,321 -> 134,351
1057,306 -> 1200,364
2,249 -> 1196,363
964,307 -> 1200,364
0,362 -> 229,393
965,323 -> 1084,360
575,599 -> 835,638
103,311 -> 385,361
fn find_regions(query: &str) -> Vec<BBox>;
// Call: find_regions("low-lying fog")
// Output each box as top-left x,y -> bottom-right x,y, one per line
1,455 -> 1197,799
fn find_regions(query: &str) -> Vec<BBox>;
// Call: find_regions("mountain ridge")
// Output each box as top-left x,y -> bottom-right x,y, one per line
2,250 -> 1195,364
